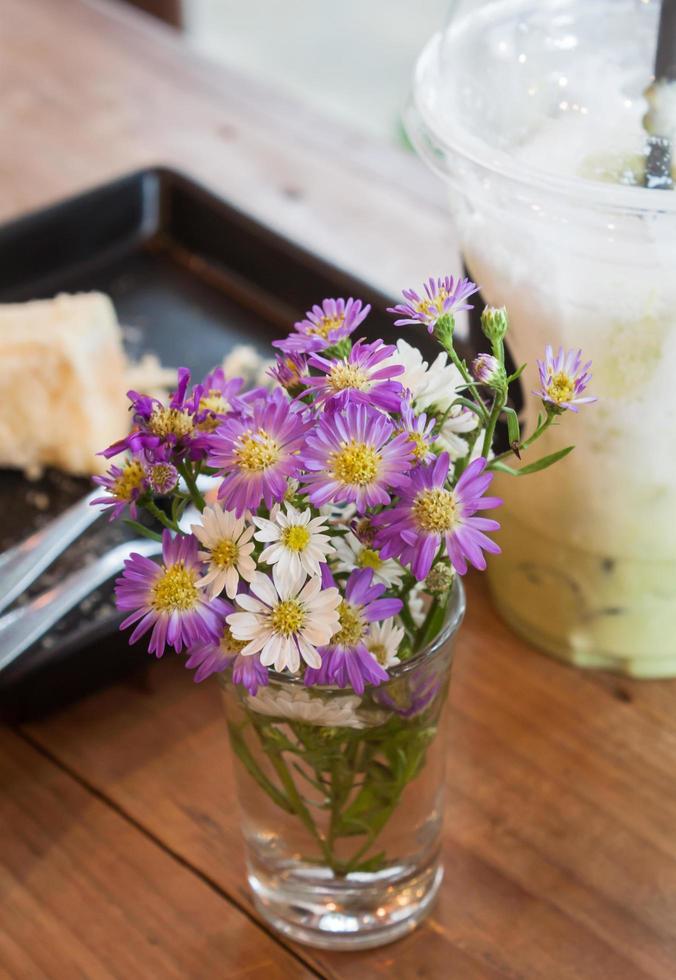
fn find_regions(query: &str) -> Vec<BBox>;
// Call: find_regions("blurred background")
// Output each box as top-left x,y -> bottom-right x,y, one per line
125,0 -> 449,143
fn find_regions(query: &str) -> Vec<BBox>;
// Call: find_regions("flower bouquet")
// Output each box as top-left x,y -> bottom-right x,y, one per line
94,276 -> 593,949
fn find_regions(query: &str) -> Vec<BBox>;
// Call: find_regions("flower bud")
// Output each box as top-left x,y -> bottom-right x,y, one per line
433,312 -> 455,348
353,516 -> 377,546
269,354 -> 307,394
481,306 -> 509,344
472,353 -> 506,389
146,462 -> 178,496
424,563 -> 455,595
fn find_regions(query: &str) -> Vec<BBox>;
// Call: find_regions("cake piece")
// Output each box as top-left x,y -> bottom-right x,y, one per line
0,292 -> 129,476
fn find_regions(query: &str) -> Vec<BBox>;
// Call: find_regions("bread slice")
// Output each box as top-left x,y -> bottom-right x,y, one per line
0,293 -> 129,476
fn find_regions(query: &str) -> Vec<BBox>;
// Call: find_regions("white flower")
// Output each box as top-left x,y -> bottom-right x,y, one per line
222,344 -> 263,380
386,339 -> 465,413
191,504 -> 256,599
436,407 -> 480,460
221,344 -> 275,389
227,570 -> 340,673
256,359 -> 277,389
365,619 -> 405,669
407,583 -> 426,628
319,499 -> 357,525
332,531 -> 403,589
253,505 -> 335,590
246,686 -> 366,729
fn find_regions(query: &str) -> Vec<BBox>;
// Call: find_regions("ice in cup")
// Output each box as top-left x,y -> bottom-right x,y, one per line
407,0 -> 676,676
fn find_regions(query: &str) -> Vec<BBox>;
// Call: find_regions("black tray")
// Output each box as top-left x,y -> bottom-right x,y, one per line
0,166 -> 446,721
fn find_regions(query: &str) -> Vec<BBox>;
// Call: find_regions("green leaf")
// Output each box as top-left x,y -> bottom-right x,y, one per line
493,446 -> 574,476
349,852 -> 387,873
507,363 -> 527,383
502,406 -> 521,447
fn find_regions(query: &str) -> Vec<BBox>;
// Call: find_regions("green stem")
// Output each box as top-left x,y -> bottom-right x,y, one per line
489,412 -> 556,468
122,519 -> 163,542
454,427 -> 482,477
481,391 -> 507,459
177,462 -> 207,512
267,748 -> 334,865
399,601 -> 416,638
228,723 -> 295,814
144,500 -> 180,533
444,343 -> 488,422
413,597 -> 439,654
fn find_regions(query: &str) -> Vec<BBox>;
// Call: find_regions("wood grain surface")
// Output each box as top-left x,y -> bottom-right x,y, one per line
7,582 -> 675,979
1,1 -> 676,977
0,729 -> 316,979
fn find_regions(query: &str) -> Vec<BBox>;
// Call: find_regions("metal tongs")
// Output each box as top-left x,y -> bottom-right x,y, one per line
0,482 -> 208,672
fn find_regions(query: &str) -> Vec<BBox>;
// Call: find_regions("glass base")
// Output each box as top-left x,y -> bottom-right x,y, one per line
248,857 -> 443,951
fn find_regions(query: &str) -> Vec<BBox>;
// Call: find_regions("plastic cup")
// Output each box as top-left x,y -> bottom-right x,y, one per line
406,0 -> 676,676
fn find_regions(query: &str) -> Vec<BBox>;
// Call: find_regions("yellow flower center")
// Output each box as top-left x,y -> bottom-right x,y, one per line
198,390 -> 232,431
112,460 -> 146,501
281,525 -> 311,552
412,487 -> 457,534
308,314 -> 344,339
415,288 -> 448,319
356,547 -> 383,572
280,358 -> 304,389
220,626 -> 248,657
149,463 -> 175,489
368,641 -> 389,665
200,390 -> 231,415
211,538 -> 239,569
235,429 -> 281,472
332,601 -> 365,647
148,407 -> 194,439
327,362 -> 370,393
407,432 -> 429,462
546,371 -> 575,405
330,441 -> 380,486
270,599 -> 306,636
151,563 -> 199,613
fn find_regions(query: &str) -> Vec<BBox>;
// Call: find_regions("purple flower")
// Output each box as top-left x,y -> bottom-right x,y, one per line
273,297 -> 370,355
115,530 -> 227,657
102,367 -> 203,462
472,353 -> 504,388
305,569 -> 402,695
91,456 -> 148,521
397,402 -> 436,464
268,352 -> 308,392
196,368 -> 247,432
375,673 -> 440,718
302,403 -> 413,512
534,346 -> 597,413
388,275 -> 479,333
302,339 -> 405,412
232,652 -> 270,695
207,389 -> 310,517
185,619 -> 269,694
374,453 -> 502,580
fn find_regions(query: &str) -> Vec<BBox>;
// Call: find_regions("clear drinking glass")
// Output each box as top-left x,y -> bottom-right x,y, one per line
406,0 -> 676,677
220,581 -> 465,950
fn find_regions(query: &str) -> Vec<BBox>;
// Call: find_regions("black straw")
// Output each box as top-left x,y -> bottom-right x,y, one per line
655,0 -> 676,82
644,0 -> 676,190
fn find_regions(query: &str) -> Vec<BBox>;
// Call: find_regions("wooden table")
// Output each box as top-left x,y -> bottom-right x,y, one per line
2,1 -> 676,977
